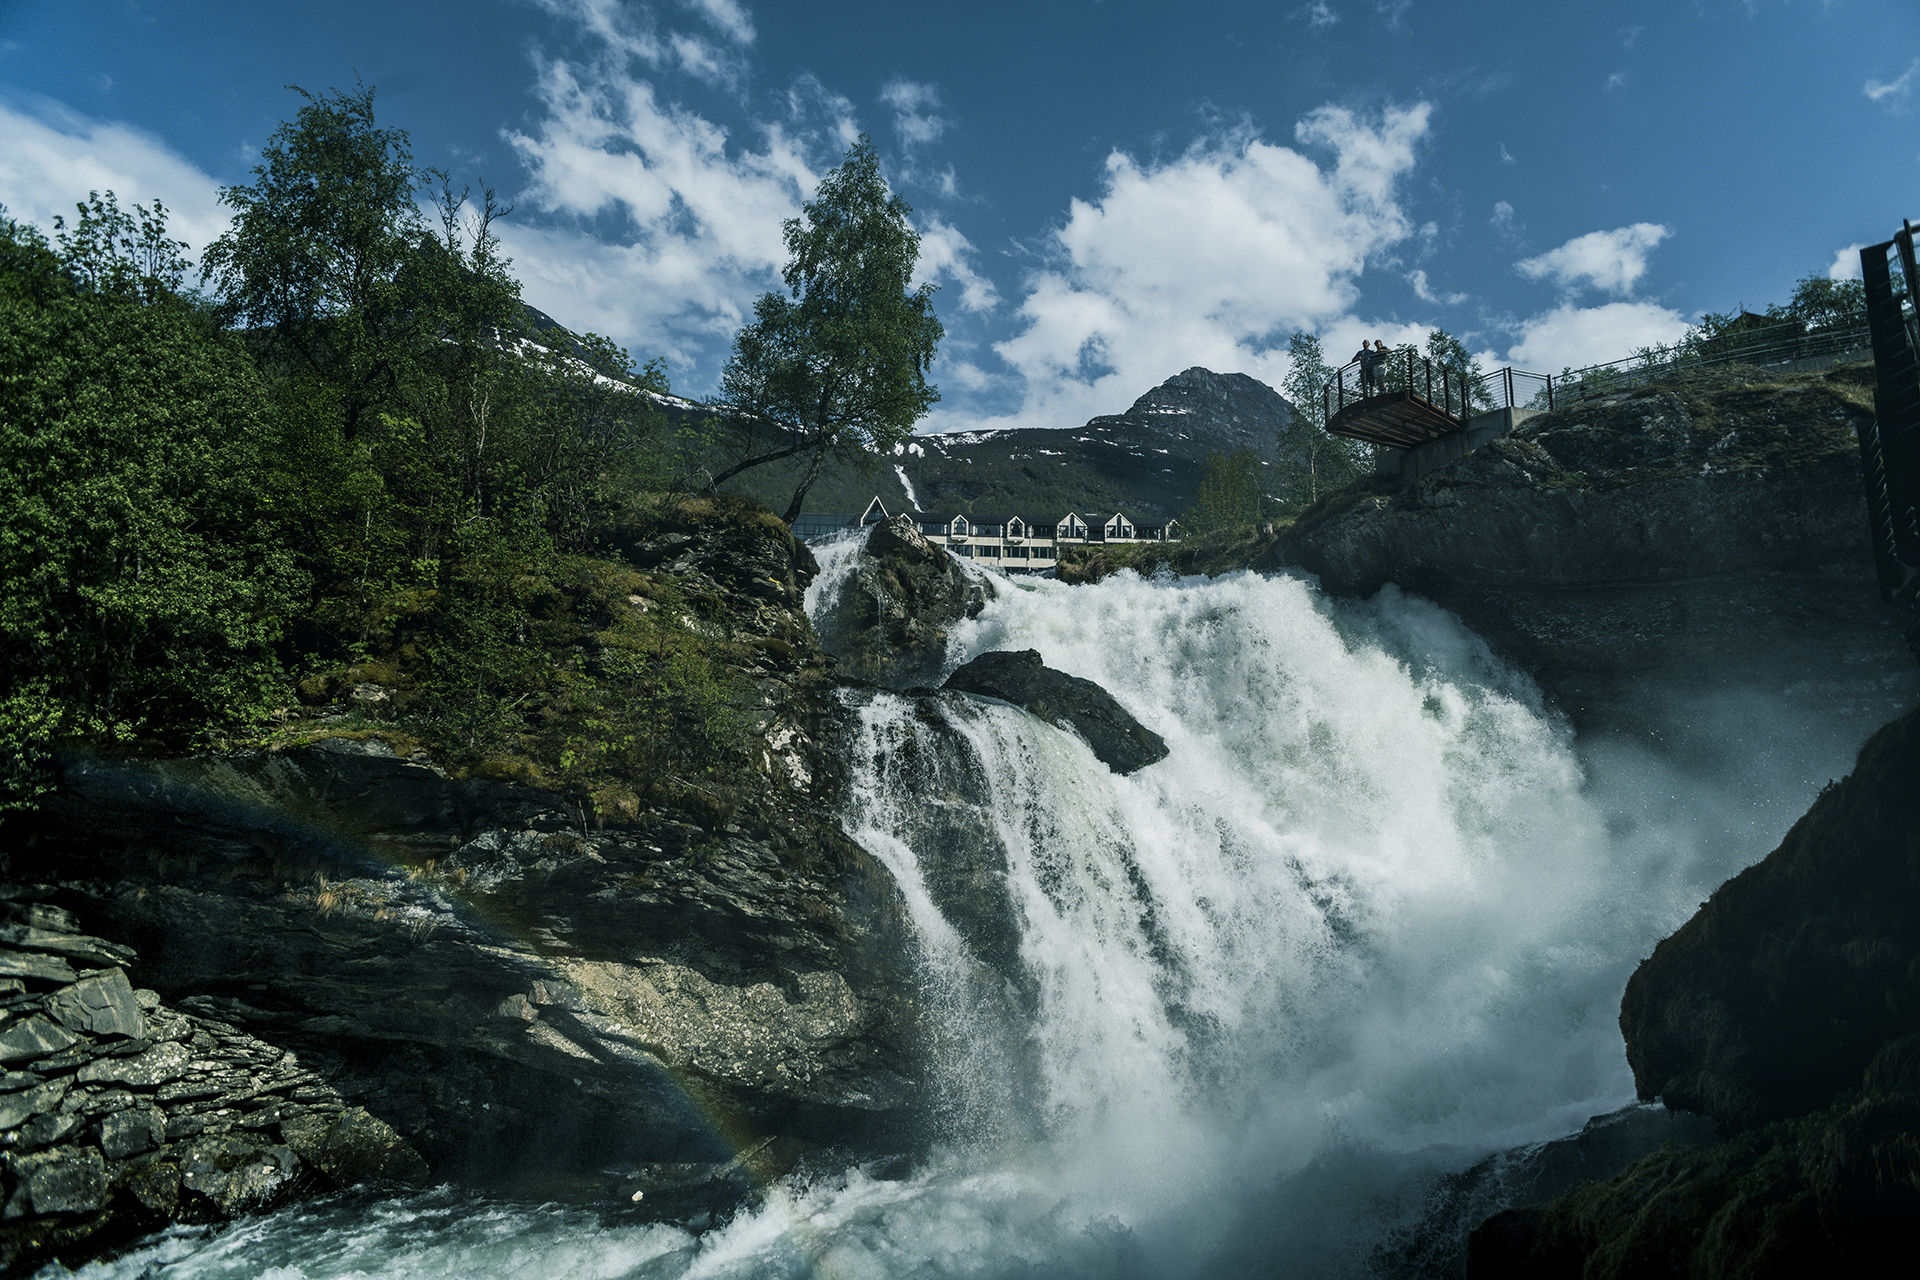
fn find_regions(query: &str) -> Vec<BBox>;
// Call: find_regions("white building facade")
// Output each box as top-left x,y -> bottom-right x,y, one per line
795,497 -> 1180,573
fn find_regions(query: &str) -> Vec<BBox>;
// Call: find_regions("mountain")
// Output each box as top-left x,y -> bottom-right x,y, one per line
712,367 -> 1296,524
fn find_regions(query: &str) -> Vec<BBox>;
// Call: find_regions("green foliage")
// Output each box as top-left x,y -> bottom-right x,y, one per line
1188,448 -> 1267,533
0,90 -> 715,818
1274,332 -> 1370,511
714,136 -> 943,523
201,83 -> 523,445
1423,328 -> 1495,410
0,201 -> 304,805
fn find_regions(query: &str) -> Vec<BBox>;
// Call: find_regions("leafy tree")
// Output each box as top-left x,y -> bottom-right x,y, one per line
1423,328 -> 1495,411
1,200 -> 302,807
1275,332 -> 1369,510
1189,448 -> 1267,532
711,136 -> 943,524
201,84 -> 521,443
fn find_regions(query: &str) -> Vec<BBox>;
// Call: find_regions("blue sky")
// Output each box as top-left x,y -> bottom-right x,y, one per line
2,0 -> 1916,432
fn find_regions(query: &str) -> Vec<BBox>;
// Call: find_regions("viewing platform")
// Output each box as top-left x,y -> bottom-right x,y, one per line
1324,352 -> 1555,480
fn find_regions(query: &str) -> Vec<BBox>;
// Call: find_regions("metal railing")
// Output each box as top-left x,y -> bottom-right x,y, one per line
1554,316 -> 1872,406
1323,348 -> 1554,428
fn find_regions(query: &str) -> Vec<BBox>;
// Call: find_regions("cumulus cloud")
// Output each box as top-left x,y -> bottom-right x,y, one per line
1829,244 -> 1866,281
880,78 -> 948,146
1503,301 -> 1691,373
914,216 -> 998,312
1517,223 -> 1671,294
501,18 -> 993,393
949,104 -> 1431,432
0,97 -> 228,257
1864,58 -> 1917,105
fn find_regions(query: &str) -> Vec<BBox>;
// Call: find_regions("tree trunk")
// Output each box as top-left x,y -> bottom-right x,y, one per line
781,437 -> 833,526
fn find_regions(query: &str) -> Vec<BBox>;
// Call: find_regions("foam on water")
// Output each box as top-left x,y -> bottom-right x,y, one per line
54,561 -> 1831,1279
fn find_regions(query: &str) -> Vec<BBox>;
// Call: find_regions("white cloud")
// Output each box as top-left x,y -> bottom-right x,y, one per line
1491,200 -> 1514,228
684,0 -> 754,44
914,216 -> 998,312
1503,301 -> 1691,373
1864,58 -> 1917,104
880,78 -> 948,146
501,42 -> 841,380
1292,2 -> 1339,29
1517,223 -> 1671,294
1408,269 -> 1465,306
1604,70 -> 1628,92
533,0 -> 748,88
1499,143 -> 1515,164
1829,243 -> 1867,281
0,97 -> 229,257
1376,1 -> 1412,32
1620,24 -> 1644,49
950,104 -> 1431,432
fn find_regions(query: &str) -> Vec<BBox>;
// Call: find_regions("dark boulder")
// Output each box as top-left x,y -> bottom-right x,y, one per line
1618,704 -> 1920,1132
942,649 -> 1168,774
813,515 -> 994,690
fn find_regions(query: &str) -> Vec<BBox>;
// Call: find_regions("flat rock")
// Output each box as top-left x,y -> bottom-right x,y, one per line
0,952 -> 78,985
0,1081 -> 68,1130
77,1039 -> 190,1088
942,649 -> 1169,774
98,1107 -> 166,1159
0,1016 -> 81,1065
3,1145 -> 106,1218
48,969 -> 146,1039
179,1133 -> 300,1215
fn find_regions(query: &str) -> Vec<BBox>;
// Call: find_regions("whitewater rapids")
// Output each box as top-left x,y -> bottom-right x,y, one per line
57,553 -> 1839,1279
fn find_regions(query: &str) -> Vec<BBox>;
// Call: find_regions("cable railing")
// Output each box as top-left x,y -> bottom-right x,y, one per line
1323,347 -> 1554,439
1553,315 -> 1872,406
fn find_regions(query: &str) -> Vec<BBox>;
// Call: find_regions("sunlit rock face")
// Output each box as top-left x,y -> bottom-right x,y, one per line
4,505 -> 930,1271
1281,364 -> 1918,734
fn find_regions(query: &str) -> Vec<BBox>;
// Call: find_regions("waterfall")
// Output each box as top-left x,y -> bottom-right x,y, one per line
74,557 -> 1826,1279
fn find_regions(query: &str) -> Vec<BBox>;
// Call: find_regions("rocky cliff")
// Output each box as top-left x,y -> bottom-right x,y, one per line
1468,706 -> 1920,1277
0,503 -> 928,1271
1058,363 -> 1914,736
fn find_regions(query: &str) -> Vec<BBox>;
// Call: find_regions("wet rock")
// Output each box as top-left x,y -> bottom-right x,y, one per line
814,514 -> 995,689
178,1133 -> 300,1215
279,1107 -> 429,1186
76,1040 -> 191,1088
98,1107 -> 165,1158
1619,705 -> 1920,1131
0,953 -> 78,985
3,1144 -> 105,1217
0,1081 -> 67,1131
14,1112 -> 83,1150
123,1157 -> 180,1217
0,1017 -> 80,1065
48,970 -> 146,1039
942,649 -> 1169,774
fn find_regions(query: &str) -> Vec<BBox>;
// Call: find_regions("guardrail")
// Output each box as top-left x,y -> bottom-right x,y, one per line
1323,349 -> 1554,433
1555,317 -> 1872,405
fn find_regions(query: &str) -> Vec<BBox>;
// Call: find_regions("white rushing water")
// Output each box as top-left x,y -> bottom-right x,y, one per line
60,551 -> 1848,1279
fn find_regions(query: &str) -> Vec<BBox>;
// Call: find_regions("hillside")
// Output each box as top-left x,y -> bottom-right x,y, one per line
707,366 -> 1296,523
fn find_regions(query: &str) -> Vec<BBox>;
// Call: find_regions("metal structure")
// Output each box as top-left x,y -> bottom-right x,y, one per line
1557,314 -> 1872,406
1322,350 -> 1552,450
1857,221 -> 1920,661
